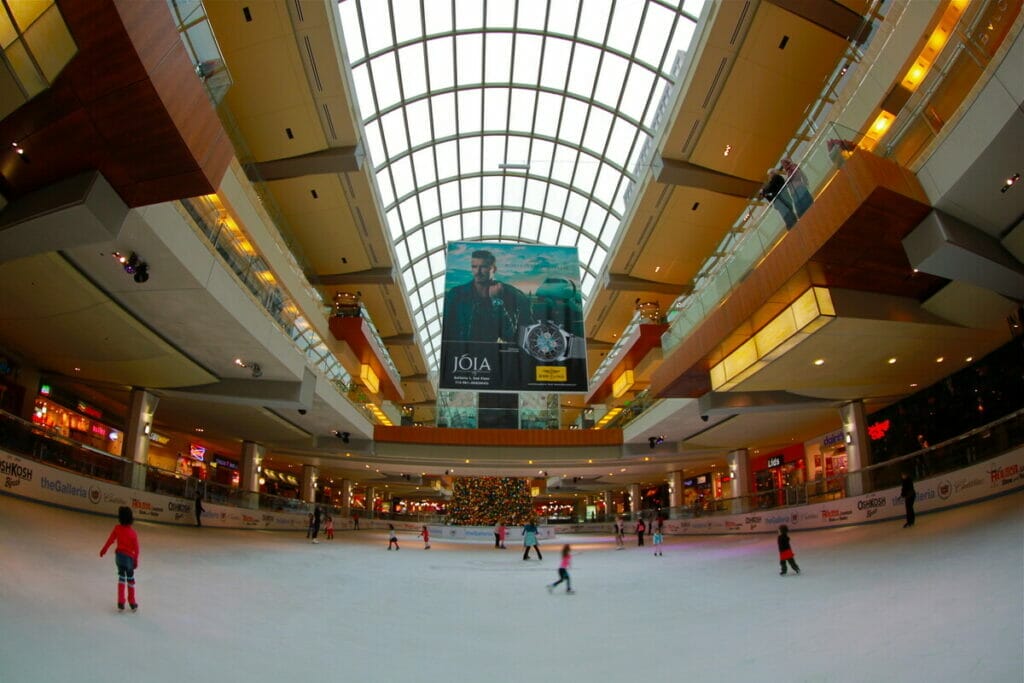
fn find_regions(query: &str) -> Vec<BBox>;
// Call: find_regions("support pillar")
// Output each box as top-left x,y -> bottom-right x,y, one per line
628,483 -> 641,516
603,490 -> 613,519
18,367 -> 42,420
727,448 -> 750,514
301,464 -> 319,504
840,400 -> 871,496
123,388 -> 158,490
240,441 -> 264,510
340,479 -> 352,519
669,471 -> 684,511
367,486 -> 376,518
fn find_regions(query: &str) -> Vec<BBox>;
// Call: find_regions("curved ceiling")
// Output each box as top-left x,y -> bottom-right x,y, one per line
337,0 -> 704,374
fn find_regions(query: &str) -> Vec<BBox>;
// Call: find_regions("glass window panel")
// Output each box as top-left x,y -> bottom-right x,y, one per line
460,177 -> 481,207
540,36 -> 571,90
530,139 -> 554,176
369,52 -> 401,110
564,191 -> 588,226
5,39 -> 44,97
422,220 -> 444,252
544,184 -> 568,217
484,33 -> 513,83
397,44 -> 428,100
520,213 -> 541,241
390,155 -> 415,198
425,37 -> 454,90
392,0 -> 423,43
524,178 -> 547,210
511,34 -> 541,84
605,116 -> 636,161
666,16 -> 698,72
636,6 -> 673,70
506,136 -> 530,165
453,0 -> 484,29
620,67 -> 655,123
431,93 -> 457,141
399,197 -> 422,228
504,176 -> 525,205
581,271 -> 595,293
533,91 -> 561,138
508,88 -> 536,132
550,144 -> 578,185
515,0 -> 545,31
581,105 -> 613,155
592,162 -> 619,203
486,2 -> 515,28
594,53 -> 628,105
420,190 -> 440,224
462,211 -> 481,239
386,207 -> 404,239
644,77 -> 671,128
411,147 -> 437,186
413,258 -> 431,285
558,98 -> 587,146
502,210 -> 522,236
481,209 -> 502,235
573,152 -> 598,190
429,249 -> 446,276
481,176 -> 503,206
583,206 -> 608,237
456,88 -> 482,134
442,215 -> 462,242
379,108 -> 408,155
577,0 -> 612,43
393,236 -> 410,263
482,135 -> 505,172
337,2 -> 365,61
423,2 -> 452,34
539,217 -> 560,244
455,33 -> 482,86
435,139 -> 459,179
577,232 -> 596,264
458,136 -> 481,175
548,1 -> 580,36
439,180 -> 461,214
607,1 -> 643,54
402,266 -> 417,293
405,99 -> 432,147
351,66 -> 376,121
483,88 -> 509,131
360,3 -> 392,54
567,43 -> 599,98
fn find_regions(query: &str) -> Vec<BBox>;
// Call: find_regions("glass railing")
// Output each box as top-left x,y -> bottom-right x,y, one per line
164,0 -> 232,105
661,121 -> 859,355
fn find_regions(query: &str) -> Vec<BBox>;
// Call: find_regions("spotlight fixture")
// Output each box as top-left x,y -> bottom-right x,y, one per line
700,415 -> 709,422
331,430 -> 350,443
648,435 -> 665,449
111,251 -> 149,283
233,358 -> 262,378
1000,172 -> 1020,193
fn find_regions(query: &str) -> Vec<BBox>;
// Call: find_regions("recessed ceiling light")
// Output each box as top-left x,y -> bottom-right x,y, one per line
935,356 -> 944,363
464,459 -> 470,464
528,460 -> 533,465
813,358 -> 825,366
723,144 -> 732,156
965,356 -> 973,362
910,383 -> 918,387
654,265 -> 661,273
195,427 -> 204,432
888,357 -> 897,364
587,459 -> 593,464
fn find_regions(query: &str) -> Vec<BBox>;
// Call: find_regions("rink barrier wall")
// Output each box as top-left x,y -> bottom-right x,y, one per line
2,445 -> 1022,535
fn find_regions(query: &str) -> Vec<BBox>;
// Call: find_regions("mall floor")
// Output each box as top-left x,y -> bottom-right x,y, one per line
0,489 -> 1021,683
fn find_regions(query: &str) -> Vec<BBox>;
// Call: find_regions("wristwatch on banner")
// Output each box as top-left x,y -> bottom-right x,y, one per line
519,321 -> 574,362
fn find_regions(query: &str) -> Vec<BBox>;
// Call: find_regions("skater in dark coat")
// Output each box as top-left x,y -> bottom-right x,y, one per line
194,493 -> 204,527
777,524 -> 800,576
900,472 -> 917,527
635,518 -> 646,546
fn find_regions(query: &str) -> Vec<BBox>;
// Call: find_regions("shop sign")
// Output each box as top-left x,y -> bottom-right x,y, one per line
90,423 -> 108,438
213,456 -> 237,469
76,401 -> 103,419
189,443 -> 207,461
767,455 -> 783,468
822,430 -> 844,449
148,432 -> 170,445
867,419 -> 891,440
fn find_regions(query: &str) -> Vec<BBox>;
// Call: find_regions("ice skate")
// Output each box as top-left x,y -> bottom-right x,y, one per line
117,603 -> 125,611
546,584 -> 553,594
130,603 -> 138,612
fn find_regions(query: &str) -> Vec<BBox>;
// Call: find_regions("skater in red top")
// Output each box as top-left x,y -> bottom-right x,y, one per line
420,525 -> 430,549
99,506 -> 140,612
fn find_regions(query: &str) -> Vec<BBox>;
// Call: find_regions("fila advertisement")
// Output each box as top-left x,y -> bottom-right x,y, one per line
0,449 -> 308,531
439,242 -> 587,392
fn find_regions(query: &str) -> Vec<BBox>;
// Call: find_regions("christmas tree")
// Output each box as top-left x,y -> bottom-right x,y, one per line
447,477 -> 534,525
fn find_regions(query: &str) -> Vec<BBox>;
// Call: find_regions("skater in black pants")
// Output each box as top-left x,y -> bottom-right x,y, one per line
777,524 -> 800,575
522,520 -> 542,560
900,472 -> 916,527
194,493 -> 204,527
635,518 -> 646,546
311,506 -> 322,544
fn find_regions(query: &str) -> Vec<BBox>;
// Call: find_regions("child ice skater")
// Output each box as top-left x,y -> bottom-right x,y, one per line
420,525 -> 430,549
387,524 -> 399,550
324,515 -> 334,540
99,506 -> 140,612
777,524 -> 800,576
546,544 -> 574,594
653,526 -> 664,556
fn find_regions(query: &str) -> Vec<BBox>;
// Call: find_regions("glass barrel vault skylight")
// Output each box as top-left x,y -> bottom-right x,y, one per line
337,0 -> 703,376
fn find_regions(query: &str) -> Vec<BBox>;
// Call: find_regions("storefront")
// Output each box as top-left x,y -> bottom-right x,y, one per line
804,429 -> 848,500
31,391 -> 123,457
750,444 -> 805,508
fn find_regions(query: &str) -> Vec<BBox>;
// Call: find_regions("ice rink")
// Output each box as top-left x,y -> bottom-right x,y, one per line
1,490 -> 1021,683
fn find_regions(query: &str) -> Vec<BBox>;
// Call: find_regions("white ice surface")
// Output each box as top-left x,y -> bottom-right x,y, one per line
1,491 -> 1022,683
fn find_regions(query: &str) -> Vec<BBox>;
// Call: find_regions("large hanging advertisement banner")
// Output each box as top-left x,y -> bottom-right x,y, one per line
439,242 -> 587,392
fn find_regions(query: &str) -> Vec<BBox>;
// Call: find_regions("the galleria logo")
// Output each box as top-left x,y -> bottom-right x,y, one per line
451,354 -> 491,373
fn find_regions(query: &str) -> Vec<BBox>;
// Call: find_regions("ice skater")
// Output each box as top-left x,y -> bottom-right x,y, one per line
653,526 -> 664,556
546,544 -> 574,594
194,492 -> 204,527
99,506 -> 140,612
324,515 -> 334,540
900,472 -> 917,528
387,524 -> 399,550
522,519 -> 542,560
311,506 -> 322,544
494,520 -> 506,549
420,525 -> 430,549
777,524 -> 800,576
614,515 -> 625,549
635,517 -> 646,546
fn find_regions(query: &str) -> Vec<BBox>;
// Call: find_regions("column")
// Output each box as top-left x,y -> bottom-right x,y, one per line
575,496 -> 587,523
727,448 -> 750,514
603,490 -> 613,520
840,400 -> 871,496
340,479 -> 352,519
628,483 -> 641,517
123,388 -> 158,490
301,464 -> 319,503
366,486 -> 376,519
669,471 -> 684,511
239,441 -> 264,509
18,367 -> 42,420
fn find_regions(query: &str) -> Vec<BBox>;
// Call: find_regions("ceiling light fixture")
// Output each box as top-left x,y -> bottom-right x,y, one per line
1001,172 -> 1020,193
813,358 -> 825,366
233,358 -> 263,378
888,357 -> 897,364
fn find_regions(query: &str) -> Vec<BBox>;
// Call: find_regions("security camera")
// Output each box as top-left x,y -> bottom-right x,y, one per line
700,415 -> 709,422
298,409 -> 307,415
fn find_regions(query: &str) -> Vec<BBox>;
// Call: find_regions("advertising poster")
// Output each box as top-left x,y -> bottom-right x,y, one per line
439,242 -> 587,392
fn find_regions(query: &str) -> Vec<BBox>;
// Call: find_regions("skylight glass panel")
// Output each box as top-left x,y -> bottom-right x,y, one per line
338,0 -> 703,377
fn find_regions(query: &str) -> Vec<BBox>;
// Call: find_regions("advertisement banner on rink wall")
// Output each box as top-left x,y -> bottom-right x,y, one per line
0,449 -> 308,531
439,242 -> 587,392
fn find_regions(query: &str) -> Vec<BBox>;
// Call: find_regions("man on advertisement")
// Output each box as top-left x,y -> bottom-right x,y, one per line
442,249 -> 534,345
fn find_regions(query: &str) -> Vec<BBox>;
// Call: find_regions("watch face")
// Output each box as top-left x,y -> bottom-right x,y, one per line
524,321 -> 568,361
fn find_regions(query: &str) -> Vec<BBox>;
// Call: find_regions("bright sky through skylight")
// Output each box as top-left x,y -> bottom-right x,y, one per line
337,0 -> 704,374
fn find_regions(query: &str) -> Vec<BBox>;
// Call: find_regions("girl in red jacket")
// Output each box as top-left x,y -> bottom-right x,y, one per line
100,506 -> 140,611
